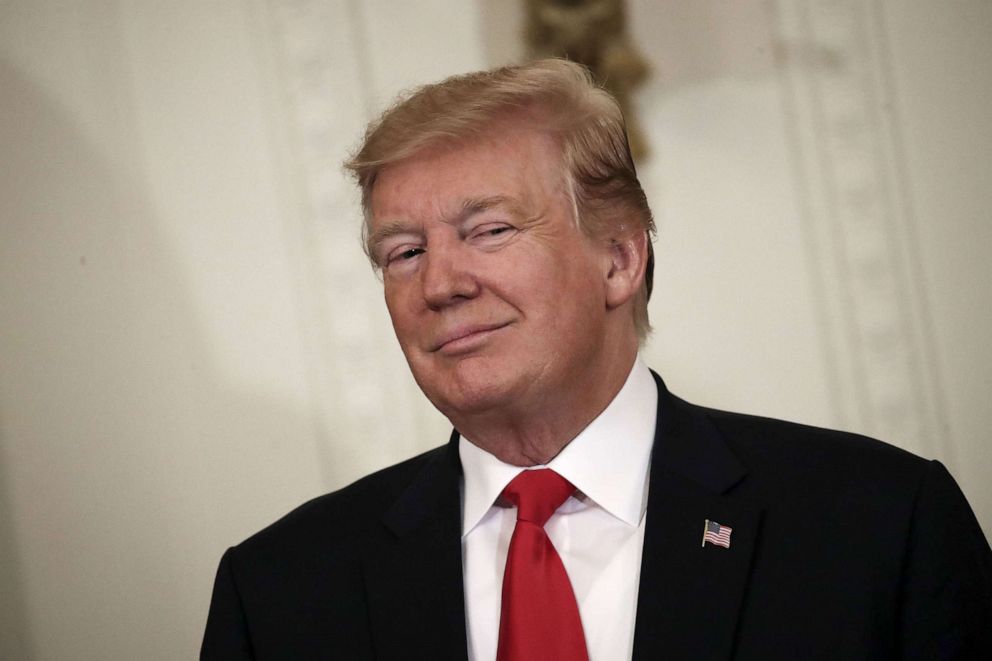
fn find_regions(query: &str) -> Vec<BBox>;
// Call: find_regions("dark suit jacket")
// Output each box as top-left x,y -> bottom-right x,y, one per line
202,374 -> 992,659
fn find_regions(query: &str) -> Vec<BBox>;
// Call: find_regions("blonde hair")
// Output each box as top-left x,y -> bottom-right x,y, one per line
344,58 -> 655,339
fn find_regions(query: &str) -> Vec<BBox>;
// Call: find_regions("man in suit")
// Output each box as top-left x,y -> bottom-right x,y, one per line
202,59 -> 991,659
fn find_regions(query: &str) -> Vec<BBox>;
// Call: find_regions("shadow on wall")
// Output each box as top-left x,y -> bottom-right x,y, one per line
0,56 -> 321,659
0,56 -> 61,661
0,415 -> 32,660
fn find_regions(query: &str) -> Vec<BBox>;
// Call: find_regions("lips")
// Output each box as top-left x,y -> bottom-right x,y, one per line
430,322 -> 511,353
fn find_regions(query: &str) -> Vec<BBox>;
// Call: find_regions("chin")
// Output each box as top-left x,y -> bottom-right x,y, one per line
416,357 -> 527,419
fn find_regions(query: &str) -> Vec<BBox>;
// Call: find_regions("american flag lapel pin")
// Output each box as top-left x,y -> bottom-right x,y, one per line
701,519 -> 732,549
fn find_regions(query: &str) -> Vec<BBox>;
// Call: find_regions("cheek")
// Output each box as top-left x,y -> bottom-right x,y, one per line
383,286 -> 418,343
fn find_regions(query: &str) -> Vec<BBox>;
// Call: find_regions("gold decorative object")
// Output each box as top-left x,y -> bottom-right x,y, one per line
525,0 -> 651,159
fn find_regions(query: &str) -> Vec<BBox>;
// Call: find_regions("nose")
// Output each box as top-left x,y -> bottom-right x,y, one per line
420,241 -> 480,309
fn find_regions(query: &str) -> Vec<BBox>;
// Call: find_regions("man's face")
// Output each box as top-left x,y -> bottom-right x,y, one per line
369,126 -> 614,422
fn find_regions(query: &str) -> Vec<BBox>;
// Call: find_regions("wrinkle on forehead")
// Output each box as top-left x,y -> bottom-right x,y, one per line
367,125 -> 572,255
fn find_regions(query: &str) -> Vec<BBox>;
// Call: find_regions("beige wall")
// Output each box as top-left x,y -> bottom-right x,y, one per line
0,1 -> 988,658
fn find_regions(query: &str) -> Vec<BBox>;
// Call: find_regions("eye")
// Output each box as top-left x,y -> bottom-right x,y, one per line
386,246 -> 425,264
377,239 -> 426,272
469,223 -> 516,244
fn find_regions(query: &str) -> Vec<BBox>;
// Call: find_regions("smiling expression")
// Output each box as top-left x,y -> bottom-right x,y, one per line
369,125 -> 617,425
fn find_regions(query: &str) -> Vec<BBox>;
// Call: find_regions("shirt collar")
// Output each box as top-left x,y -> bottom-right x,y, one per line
459,357 -> 657,537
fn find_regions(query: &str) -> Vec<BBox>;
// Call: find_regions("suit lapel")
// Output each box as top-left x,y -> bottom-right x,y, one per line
357,375 -> 762,659
633,374 -> 763,660
362,434 -> 468,660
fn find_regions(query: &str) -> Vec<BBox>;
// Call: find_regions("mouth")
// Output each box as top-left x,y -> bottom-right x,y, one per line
430,322 -> 511,355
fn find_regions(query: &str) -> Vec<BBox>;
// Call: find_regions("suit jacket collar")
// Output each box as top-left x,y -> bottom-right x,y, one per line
381,432 -> 462,538
632,372 -> 763,660
363,432 -> 469,659
366,373 -> 762,660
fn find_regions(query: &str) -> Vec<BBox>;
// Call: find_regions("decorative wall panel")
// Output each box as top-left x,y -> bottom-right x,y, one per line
772,0 -> 948,458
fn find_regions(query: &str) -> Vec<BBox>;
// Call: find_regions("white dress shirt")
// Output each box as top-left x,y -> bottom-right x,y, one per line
460,358 -> 658,661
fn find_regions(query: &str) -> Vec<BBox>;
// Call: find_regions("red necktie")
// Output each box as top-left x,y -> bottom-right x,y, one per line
496,469 -> 589,661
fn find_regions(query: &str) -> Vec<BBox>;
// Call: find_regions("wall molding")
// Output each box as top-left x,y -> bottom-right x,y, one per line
772,0 -> 950,458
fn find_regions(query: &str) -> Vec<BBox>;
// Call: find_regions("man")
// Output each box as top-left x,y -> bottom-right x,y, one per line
202,59 -> 991,659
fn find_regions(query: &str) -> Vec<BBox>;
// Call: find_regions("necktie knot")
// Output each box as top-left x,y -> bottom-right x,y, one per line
502,469 -> 575,527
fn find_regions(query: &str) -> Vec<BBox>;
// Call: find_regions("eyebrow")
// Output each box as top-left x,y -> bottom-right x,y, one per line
369,195 -> 528,252
458,195 -> 525,220
368,221 -> 416,254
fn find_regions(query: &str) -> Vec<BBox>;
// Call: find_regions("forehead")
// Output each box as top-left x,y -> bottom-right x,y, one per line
369,126 -> 566,224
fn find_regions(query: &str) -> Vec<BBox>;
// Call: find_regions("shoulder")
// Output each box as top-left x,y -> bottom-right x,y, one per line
663,395 -> 946,542
689,399 -> 931,493
203,445 -> 456,655
229,444 -> 448,564
677,399 -> 989,564
691,402 -> 992,651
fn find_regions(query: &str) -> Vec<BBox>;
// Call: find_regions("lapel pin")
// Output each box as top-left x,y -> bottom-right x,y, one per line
702,518 -> 732,549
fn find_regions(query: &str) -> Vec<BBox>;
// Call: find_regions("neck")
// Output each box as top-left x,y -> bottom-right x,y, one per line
452,342 -> 639,466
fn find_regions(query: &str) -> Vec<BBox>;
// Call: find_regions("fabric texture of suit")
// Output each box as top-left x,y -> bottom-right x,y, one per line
202,374 -> 992,659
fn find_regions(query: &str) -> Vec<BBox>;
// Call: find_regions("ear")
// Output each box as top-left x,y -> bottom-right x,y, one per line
604,229 -> 649,310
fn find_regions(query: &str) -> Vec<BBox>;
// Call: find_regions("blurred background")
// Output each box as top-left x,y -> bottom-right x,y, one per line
1,1 -> 989,658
